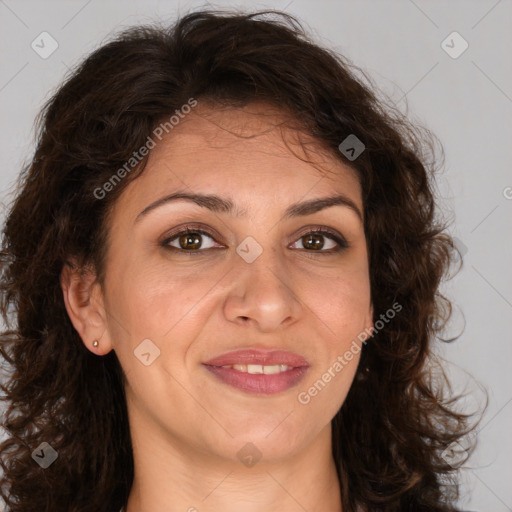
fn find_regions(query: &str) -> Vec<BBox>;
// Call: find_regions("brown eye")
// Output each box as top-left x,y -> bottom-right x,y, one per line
163,228 -> 217,252
291,229 -> 347,253
300,233 -> 329,251
177,232 -> 202,250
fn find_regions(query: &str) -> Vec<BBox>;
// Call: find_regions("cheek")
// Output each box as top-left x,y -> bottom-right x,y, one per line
107,256 -> 208,334
295,261 -> 369,408
302,265 -> 371,335
106,259 -> 230,379
296,347 -> 361,434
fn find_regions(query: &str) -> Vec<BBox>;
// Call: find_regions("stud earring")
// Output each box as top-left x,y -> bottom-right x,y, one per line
92,340 -> 99,348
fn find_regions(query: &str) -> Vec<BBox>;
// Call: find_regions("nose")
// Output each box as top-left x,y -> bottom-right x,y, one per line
223,249 -> 302,333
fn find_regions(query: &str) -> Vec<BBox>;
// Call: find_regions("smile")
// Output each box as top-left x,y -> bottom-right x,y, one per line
202,349 -> 309,395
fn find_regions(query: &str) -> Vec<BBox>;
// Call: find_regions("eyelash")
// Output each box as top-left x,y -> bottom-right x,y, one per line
160,224 -> 349,257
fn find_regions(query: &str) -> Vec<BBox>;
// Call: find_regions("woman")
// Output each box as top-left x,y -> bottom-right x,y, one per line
0,9 -> 476,512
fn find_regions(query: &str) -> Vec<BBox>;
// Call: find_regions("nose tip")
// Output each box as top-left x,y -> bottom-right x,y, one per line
224,265 -> 300,332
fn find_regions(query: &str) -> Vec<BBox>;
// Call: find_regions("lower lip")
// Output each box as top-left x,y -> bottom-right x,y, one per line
203,365 -> 309,395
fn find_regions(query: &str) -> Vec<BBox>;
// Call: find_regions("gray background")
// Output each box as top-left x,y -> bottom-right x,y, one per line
0,0 -> 511,510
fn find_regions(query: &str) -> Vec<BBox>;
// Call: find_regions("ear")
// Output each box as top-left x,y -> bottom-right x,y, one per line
60,259 -> 113,355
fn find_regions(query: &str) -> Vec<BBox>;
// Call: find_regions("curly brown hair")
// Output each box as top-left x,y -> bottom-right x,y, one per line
0,9 -> 476,512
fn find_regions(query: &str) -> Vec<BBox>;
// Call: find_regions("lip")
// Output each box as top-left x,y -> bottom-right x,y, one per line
202,349 -> 310,395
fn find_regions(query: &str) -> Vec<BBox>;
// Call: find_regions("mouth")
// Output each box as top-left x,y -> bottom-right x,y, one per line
202,349 -> 310,395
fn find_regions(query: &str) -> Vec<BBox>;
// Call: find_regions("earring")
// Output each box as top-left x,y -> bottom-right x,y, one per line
92,340 -> 99,348
356,364 -> 370,382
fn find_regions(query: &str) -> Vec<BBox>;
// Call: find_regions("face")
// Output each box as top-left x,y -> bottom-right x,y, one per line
65,102 -> 373,466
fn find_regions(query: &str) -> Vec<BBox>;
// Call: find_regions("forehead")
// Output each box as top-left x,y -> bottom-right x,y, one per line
116,102 -> 362,217
160,102 -> 348,170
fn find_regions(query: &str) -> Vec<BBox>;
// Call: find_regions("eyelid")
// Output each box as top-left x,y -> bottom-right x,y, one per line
159,223 -> 224,246
293,225 -> 346,243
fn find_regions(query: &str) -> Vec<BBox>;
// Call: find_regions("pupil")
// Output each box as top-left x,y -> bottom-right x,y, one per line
181,233 -> 201,250
304,234 -> 323,250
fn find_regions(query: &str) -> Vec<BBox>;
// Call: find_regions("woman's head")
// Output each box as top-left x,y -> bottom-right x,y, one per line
61,98 -> 373,464
0,9 -> 471,512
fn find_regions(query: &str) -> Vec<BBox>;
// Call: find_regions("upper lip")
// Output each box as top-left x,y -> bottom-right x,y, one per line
203,349 -> 309,368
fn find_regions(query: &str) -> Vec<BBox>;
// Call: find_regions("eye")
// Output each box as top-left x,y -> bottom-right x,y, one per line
289,228 -> 349,254
162,226 -> 220,254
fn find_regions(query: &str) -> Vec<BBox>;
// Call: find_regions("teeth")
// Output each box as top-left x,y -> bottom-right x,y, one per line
222,364 -> 292,374
263,365 -> 281,375
247,364 -> 264,374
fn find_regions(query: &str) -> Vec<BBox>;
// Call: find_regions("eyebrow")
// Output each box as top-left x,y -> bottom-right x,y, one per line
135,190 -> 363,224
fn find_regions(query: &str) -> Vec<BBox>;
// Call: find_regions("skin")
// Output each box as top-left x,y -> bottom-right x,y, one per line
61,102 -> 373,512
